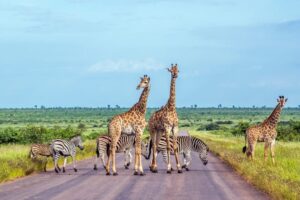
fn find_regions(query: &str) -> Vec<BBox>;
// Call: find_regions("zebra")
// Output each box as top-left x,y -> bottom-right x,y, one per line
94,135 -> 150,171
146,135 -> 209,171
50,135 -> 84,173
29,143 -> 60,172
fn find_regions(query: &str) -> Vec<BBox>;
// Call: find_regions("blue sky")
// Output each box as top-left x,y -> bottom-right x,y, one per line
0,0 -> 299,108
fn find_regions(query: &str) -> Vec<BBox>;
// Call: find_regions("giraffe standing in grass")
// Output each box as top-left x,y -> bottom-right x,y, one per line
106,75 -> 150,176
243,96 -> 288,163
149,64 -> 182,173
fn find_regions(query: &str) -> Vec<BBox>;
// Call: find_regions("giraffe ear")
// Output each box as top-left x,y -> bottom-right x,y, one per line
277,99 -> 280,103
140,77 -> 143,80
148,77 -> 150,81
285,98 -> 288,102
166,68 -> 171,72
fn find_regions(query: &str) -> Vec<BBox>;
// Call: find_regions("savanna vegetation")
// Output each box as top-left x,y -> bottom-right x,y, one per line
0,107 -> 299,199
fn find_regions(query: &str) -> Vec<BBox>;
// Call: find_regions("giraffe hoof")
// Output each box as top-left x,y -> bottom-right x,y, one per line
134,171 -> 139,176
152,169 -> 158,173
106,172 -> 111,176
113,172 -> 118,176
178,170 -> 183,173
74,168 -> 77,172
63,168 -> 66,173
140,172 -> 145,176
185,168 -> 190,171
167,170 -> 172,174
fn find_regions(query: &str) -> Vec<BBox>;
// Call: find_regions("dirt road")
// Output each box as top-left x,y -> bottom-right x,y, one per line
0,150 -> 268,200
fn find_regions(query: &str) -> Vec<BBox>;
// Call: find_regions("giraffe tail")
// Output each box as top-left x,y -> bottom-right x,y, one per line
242,133 -> 247,153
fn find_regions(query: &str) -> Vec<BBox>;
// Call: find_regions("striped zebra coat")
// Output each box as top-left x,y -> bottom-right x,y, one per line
50,136 -> 84,173
147,135 -> 209,171
29,144 -> 59,172
94,135 -> 149,171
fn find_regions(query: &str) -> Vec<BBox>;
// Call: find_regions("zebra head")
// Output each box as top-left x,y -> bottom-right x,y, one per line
199,146 -> 208,165
141,140 -> 151,160
71,136 -> 84,150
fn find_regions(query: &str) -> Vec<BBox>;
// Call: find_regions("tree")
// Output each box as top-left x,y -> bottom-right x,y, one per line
218,104 -> 222,108
107,105 -> 111,109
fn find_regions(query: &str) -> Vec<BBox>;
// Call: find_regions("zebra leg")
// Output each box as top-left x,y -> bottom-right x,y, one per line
150,133 -> 157,172
271,139 -> 276,164
63,157 -> 67,173
100,152 -> 106,170
182,152 -> 187,169
173,127 -> 182,173
124,150 -> 129,169
185,151 -> 192,171
53,154 -> 59,173
72,155 -> 77,172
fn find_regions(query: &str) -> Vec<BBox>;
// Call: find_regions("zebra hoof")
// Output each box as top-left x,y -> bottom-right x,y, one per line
178,169 -> 183,173
186,168 -> 190,171
113,172 -> 118,176
106,172 -> 111,176
167,170 -> 172,174
182,164 -> 187,169
63,168 -> 66,173
55,168 -> 59,173
93,165 -> 98,171
74,168 -> 77,172
134,171 -> 139,176
171,167 -> 174,171
124,165 -> 129,169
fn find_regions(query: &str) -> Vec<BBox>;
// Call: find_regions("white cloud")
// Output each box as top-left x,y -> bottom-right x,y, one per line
87,58 -> 165,73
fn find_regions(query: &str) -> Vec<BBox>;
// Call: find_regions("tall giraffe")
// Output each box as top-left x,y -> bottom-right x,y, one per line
149,64 -> 182,173
106,75 -> 150,176
243,96 -> 288,163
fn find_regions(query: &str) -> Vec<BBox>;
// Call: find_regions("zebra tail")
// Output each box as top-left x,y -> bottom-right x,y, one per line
106,143 -> 110,157
145,139 -> 152,160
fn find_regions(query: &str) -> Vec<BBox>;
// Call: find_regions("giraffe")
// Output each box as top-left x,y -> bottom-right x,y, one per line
148,64 -> 182,173
243,96 -> 288,164
105,75 -> 150,176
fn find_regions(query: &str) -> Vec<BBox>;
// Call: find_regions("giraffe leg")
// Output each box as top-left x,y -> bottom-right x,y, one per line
165,127 -> 172,173
264,141 -> 270,162
134,131 -> 144,175
173,127 -> 182,173
271,139 -> 276,164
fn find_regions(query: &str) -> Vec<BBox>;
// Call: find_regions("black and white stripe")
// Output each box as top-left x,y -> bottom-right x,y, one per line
94,135 -> 149,170
50,136 -> 84,173
149,135 -> 209,171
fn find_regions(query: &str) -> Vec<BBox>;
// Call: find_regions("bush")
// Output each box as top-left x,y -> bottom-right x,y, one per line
232,122 -> 250,136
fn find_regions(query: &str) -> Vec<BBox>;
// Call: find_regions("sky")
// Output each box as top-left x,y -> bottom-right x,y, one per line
0,0 -> 300,108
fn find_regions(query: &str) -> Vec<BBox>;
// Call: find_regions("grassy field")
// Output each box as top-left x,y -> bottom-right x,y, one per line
191,131 -> 300,200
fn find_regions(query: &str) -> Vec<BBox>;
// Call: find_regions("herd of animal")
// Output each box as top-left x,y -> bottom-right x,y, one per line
29,64 -> 288,175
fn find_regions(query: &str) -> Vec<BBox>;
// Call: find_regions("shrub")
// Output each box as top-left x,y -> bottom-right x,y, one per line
232,122 -> 250,136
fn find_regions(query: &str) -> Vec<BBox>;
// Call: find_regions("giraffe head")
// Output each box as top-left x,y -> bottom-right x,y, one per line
277,96 -> 288,107
136,75 -> 150,90
167,64 -> 179,78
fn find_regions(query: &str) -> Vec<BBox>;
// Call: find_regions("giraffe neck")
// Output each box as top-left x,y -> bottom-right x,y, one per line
263,103 -> 282,128
166,77 -> 176,110
132,86 -> 150,115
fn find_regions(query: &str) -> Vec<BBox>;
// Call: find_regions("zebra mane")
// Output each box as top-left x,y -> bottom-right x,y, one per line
191,136 -> 209,152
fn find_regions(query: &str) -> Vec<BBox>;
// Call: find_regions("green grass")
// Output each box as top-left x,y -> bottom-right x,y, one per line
191,130 -> 300,200
0,140 -> 96,183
